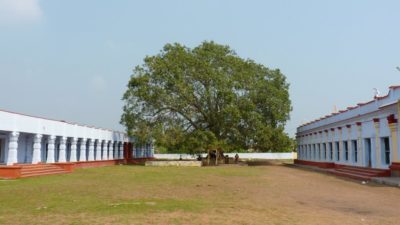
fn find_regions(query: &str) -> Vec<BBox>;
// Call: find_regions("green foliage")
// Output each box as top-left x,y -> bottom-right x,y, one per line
121,41 -> 292,153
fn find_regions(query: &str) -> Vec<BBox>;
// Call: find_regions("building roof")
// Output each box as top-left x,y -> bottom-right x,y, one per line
297,85 -> 400,134
0,107 -> 123,134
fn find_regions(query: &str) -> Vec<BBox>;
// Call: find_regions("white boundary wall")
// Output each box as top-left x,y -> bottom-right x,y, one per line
154,152 -> 296,160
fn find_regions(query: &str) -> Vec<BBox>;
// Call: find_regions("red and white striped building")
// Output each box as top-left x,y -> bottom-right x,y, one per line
0,108 -> 153,179
295,86 -> 400,178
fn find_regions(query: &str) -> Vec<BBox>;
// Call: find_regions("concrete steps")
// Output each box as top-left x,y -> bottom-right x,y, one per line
329,165 -> 390,181
18,164 -> 70,178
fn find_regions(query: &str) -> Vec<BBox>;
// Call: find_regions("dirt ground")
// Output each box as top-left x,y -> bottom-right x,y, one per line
0,162 -> 399,225
138,163 -> 400,225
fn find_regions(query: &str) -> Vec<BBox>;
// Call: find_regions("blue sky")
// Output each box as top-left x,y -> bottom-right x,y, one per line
0,0 -> 400,137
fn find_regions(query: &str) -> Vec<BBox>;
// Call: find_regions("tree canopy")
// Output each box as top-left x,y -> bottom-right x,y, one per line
121,41 -> 292,153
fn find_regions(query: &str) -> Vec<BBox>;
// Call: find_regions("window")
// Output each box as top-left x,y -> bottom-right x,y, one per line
335,142 -> 340,161
352,140 -> 358,163
382,137 -> 390,165
343,141 -> 349,161
323,143 -> 327,160
329,142 -> 333,160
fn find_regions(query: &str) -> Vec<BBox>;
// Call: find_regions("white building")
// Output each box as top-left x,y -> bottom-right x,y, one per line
296,86 -> 400,177
0,108 -> 154,178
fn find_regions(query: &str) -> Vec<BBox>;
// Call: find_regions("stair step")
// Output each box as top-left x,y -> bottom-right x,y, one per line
21,169 -> 66,174
339,166 -> 388,173
21,166 -> 63,170
335,168 -> 381,176
21,171 -> 67,176
19,166 -> 60,170
21,167 -> 65,172
338,168 -> 389,176
20,171 -> 69,178
17,163 -> 70,178
328,170 -> 371,181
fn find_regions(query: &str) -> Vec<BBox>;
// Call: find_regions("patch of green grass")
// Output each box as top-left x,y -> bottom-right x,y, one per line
0,165 -> 265,224
100,198 -> 208,214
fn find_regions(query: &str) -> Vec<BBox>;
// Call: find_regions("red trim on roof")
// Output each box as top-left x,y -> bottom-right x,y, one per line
375,94 -> 389,100
298,85 -> 400,129
347,106 -> 357,110
387,114 -> 398,124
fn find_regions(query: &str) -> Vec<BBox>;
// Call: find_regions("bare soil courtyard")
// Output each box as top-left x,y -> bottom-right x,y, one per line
0,161 -> 399,225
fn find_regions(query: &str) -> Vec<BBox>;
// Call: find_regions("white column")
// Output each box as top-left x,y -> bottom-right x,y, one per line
102,140 -> 107,160
79,138 -> 87,161
356,123 -> 363,166
95,140 -> 102,161
116,142 -> 120,159
31,134 -> 42,164
70,138 -> 77,162
108,141 -> 114,160
115,142 -> 119,159
88,139 -> 95,161
6,132 -> 19,165
46,135 -> 56,163
58,137 -> 67,163
331,129 -> 336,161
114,142 -> 118,159
150,142 -> 155,158
347,126 -> 352,165
119,142 -> 124,159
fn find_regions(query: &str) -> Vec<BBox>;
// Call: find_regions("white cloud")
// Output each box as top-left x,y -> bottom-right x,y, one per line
0,0 -> 42,24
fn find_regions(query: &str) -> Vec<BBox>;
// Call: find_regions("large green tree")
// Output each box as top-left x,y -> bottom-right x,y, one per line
121,41 -> 292,153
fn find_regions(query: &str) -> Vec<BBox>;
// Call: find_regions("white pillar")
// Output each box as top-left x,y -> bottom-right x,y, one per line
108,141 -> 114,160
150,142 -> 155,158
46,135 -> 56,163
79,138 -> 87,161
95,140 -> 102,161
119,142 -> 124,159
116,142 -> 120,159
31,134 -> 42,164
102,140 -> 107,160
114,142 -> 118,159
6,132 -> 19,165
58,137 -> 67,163
88,139 -> 95,161
114,142 -> 117,159
70,138 -> 77,162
